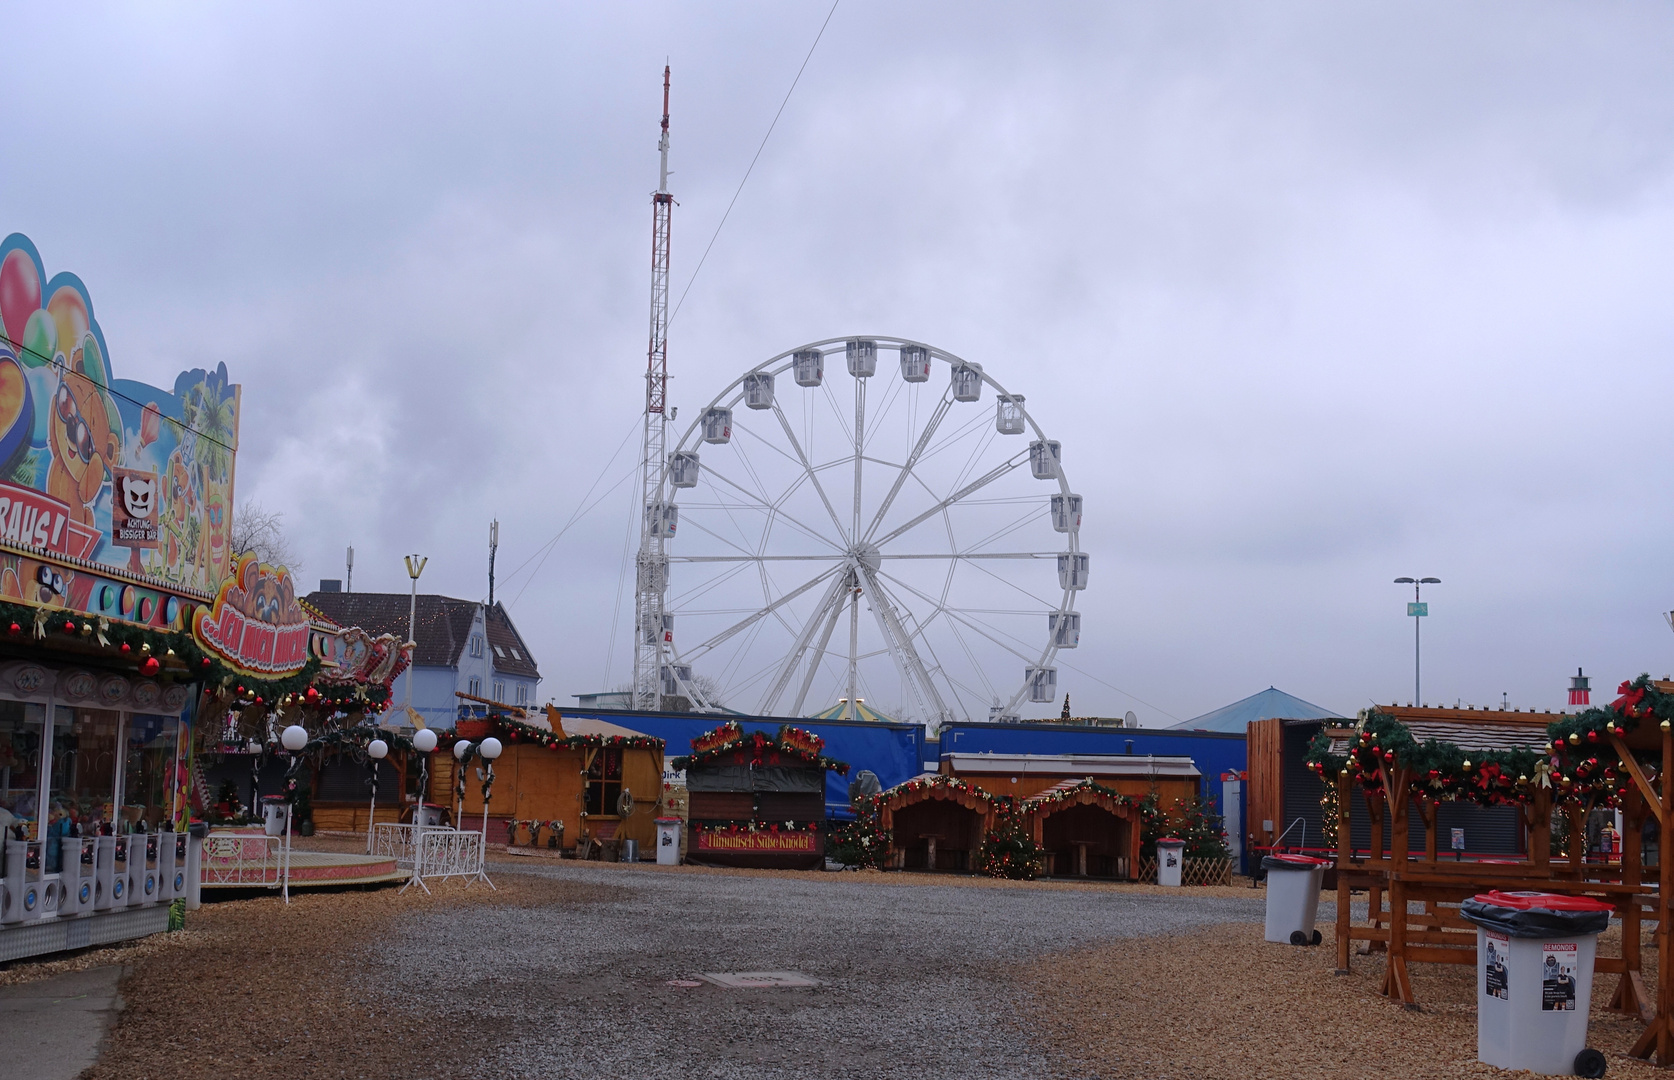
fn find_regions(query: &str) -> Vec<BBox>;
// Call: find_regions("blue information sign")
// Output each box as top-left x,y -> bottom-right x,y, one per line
1408,602 -> 1429,617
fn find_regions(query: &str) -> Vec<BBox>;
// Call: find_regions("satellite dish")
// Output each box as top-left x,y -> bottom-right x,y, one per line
848,770 -> 882,804
1124,711 -> 1138,728
616,788 -> 635,818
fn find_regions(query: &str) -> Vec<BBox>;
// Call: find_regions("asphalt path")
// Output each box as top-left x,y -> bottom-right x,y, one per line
375,865 -> 1268,1080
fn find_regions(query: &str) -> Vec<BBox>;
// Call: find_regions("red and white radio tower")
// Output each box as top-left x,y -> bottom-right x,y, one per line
633,67 -> 675,710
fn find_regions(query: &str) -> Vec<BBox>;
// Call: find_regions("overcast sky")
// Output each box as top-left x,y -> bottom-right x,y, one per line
3,2 -> 1672,723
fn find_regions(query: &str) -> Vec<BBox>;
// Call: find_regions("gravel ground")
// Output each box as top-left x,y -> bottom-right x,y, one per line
1023,920 -> 1666,1080
371,861 -> 1266,1080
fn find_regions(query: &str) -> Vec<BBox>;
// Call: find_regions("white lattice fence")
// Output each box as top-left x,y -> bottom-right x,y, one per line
1138,856 -> 1233,886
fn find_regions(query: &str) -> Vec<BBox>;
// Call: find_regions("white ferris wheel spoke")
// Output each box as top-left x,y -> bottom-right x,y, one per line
863,393 -> 953,545
680,565 -> 841,662
870,452 -> 1029,550
696,464 -> 846,553
769,400 -> 852,546
758,570 -> 852,715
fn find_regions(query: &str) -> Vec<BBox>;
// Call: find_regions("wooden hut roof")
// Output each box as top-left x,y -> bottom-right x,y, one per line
1323,706 -> 1559,757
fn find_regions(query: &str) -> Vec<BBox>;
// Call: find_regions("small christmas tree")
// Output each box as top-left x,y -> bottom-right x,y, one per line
975,808 -> 1043,880
828,795 -> 892,869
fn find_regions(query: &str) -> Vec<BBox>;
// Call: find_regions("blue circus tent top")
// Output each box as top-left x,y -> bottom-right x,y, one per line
809,700 -> 898,724
1173,687 -> 1341,733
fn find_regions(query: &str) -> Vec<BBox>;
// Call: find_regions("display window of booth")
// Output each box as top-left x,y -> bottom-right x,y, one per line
0,700 -> 47,838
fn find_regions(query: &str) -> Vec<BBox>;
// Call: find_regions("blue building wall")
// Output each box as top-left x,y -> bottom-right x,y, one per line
558,708 -> 928,817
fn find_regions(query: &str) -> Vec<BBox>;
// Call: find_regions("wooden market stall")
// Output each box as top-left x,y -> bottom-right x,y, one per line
1310,685 -> 1674,1065
875,774 -> 999,872
937,752 -> 1199,880
1021,778 -> 1146,880
442,706 -> 664,857
671,721 -> 847,871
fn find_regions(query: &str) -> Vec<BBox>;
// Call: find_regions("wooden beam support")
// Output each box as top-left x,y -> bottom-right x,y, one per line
1611,732 -> 1664,826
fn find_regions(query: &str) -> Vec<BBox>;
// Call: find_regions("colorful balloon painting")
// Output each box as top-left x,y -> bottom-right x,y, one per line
0,232 -> 240,603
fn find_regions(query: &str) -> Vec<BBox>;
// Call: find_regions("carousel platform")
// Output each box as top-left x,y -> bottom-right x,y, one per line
199,830 -> 406,890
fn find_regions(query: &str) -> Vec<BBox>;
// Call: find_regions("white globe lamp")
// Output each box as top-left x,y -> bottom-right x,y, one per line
280,724 -> 308,752
368,738 -> 389,760
453,739 -> 473,761
412,727 -> 438,753
480,737 -> 503,760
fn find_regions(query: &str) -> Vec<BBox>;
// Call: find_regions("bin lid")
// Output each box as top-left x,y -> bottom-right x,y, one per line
1156,836 -> 1185,845
1264,853 -> 1330,868
655,817 -> 682,824
1470,890 -> 1614,913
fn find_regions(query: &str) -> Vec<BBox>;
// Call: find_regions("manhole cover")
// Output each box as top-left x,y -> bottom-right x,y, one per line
697,971 -> 820,988
665,979 -> 703,988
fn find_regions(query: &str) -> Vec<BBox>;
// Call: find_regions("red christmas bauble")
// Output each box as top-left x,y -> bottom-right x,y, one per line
6,623 -> 16,634
63,620 -> 75,634
140,657 -> 161,677
305,687 -> 320,704
120,643 -> 131,653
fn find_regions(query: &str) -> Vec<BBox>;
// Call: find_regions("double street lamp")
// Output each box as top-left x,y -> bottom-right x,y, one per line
1394,577 -> 1441,705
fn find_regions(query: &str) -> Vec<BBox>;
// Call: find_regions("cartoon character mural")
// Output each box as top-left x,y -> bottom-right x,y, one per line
0,232 -> 239,596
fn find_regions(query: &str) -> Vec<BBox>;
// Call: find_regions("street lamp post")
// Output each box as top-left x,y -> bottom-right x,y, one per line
475,736 -> 502,889
403,555 -> 427,726
1394,577 -> 1441,705
279,723 -> 309,904
365,738 -> 388,854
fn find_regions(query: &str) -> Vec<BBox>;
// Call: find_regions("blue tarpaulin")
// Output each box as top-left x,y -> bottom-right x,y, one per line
556,709 -> 927,817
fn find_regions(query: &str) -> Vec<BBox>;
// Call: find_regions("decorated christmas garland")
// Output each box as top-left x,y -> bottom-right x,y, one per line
448,713 -> 664,753
0,598 -> 324,700
1302,680 -> 1674,810
689,819 -> 821,834
671,722 -> 849,775
876,773 -> 996,806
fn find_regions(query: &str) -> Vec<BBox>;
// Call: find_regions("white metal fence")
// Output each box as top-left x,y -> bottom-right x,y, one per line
376,823 -> 487,892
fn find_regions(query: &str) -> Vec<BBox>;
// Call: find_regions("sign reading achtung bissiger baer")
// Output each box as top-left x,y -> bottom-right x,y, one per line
111,467 -> 159,548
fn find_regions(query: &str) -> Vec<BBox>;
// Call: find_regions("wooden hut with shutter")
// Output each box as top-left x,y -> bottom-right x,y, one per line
438,706 -> 664,857
875,775 -> 999,872
671,721 -> 848,871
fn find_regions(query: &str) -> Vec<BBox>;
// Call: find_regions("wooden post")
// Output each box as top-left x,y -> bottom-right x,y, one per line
1381,768 -> 1416,1005
1611,784 -> 1650,1020
1567,803 -> 1586,872
1335,769 -> 1353,975
1633,726 -> 1674,1063
1529,787 -> 1552,872
1365,791 -> 1386,952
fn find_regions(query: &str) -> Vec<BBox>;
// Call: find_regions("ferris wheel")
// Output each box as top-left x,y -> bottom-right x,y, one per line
649,336 -> 1086,726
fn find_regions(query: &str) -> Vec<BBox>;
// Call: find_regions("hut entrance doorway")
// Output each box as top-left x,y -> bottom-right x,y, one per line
893,799 -> 985,872
1041,804 -> 1132,879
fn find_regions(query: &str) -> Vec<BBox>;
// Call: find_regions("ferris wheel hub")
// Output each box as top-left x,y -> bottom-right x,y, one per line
849,542 -> 882,572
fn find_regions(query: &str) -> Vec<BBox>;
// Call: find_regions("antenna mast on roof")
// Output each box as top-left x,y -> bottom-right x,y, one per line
633,67 -> 675,712
488,519 -> 499,607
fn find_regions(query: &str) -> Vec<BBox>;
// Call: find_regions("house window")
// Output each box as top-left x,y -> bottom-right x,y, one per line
468,676 -> 481,697
515,684 -> 528,706
493,680 -> 505,703
585,748 -> 623,816
510,647 -> 521,660
470,635 -> 484,658
493,644 -> 505,658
